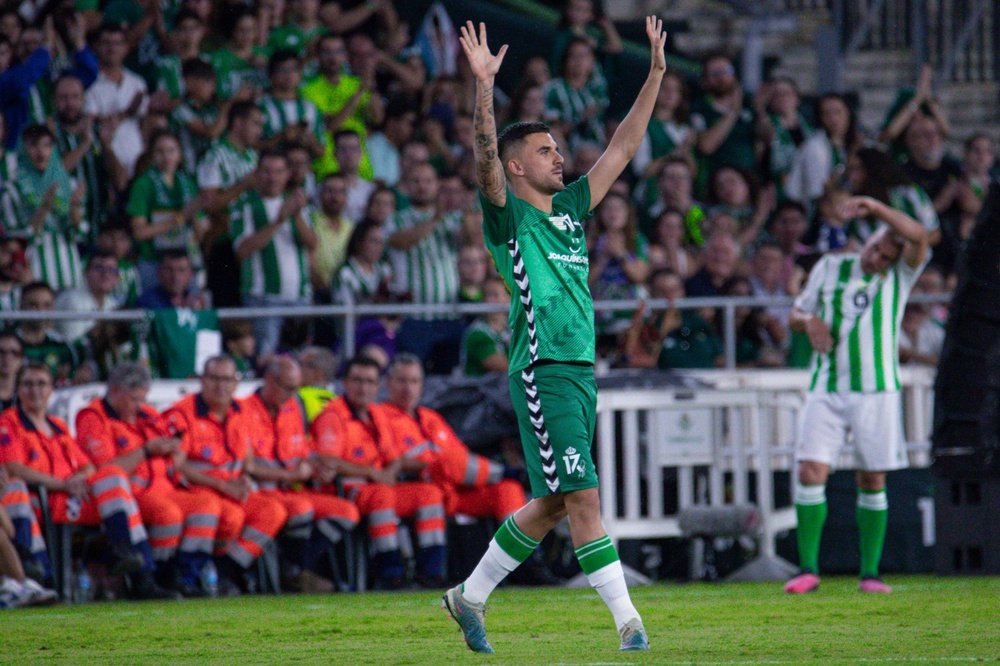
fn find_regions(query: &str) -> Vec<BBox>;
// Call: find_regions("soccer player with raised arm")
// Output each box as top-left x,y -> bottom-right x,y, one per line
441,17 -> 666,654
784,195 -> 929,595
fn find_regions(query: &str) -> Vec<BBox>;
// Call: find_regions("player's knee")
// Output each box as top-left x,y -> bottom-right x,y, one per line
856,471 -> 886,491
797,461 -> 829,485
562,487 -> 601,521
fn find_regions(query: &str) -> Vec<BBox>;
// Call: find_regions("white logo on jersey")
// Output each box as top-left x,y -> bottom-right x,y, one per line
549,213 -> 581,234
563,446 -> 585,477
547,252 -> 588,266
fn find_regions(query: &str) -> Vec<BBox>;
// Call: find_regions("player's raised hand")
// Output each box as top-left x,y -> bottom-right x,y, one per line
645,15 -> 667,73
838,195 -> 883,220
459,21 -> 508,82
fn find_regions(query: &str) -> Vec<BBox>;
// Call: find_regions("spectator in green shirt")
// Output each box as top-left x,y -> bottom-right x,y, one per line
15,281 -> 80,386
126,129 -> 204,290
460,275 -> 510,377
153,9 -> 207,103
267,0 -> 327,57
208,8 -> 268,100
690,53 -> 765,198
172,57 -> 234,173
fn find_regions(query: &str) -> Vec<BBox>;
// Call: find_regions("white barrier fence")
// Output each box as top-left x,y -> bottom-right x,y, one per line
594,366 -> 936,580
49,380 -> 262,434
50,366 -> 937,581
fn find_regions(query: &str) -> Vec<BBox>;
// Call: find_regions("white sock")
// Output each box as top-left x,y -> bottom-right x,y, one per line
461,539 -> 520,605
587,560 -> 640,630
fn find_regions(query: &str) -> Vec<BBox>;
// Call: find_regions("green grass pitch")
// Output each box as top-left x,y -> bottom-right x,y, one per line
2,576 -> 997,664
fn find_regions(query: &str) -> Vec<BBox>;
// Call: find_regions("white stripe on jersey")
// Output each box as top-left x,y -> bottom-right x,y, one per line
794,252 -> 927,393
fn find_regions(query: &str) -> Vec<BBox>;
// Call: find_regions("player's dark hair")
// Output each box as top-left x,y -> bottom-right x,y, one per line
498,121 -> 551,162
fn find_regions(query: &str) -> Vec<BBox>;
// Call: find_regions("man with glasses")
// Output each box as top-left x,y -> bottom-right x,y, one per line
0,362 -> 174,599
164,355 -> 288,594
54,250 -> 123,345
312,355 -> 447,588
241,355 -> 359,592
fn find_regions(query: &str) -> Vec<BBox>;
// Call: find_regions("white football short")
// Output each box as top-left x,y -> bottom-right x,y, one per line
796,392 -> 908,471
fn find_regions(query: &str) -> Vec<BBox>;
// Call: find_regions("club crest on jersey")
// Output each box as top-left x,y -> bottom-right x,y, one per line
549,213 -> 581,234
853,291 -> 870,311
562,446 -> 586,477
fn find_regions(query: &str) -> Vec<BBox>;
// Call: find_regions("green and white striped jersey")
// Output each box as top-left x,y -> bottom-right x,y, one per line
52,121 -> 111,243
196,138 -> 258,191
332,257 -> 391,306
387,207 -> 460,315
0,181 -> 83,291
0,286 -> 20,311
795,252 -> 929,393
230,192 -> 312,300
153,54 -> 184,100
541,74 -> 608,147
172,101 -> 221,173
890,185 -> 939,234
258,94 -> 324,143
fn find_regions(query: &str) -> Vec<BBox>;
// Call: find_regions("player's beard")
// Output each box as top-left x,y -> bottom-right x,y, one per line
539,170 -> 565,195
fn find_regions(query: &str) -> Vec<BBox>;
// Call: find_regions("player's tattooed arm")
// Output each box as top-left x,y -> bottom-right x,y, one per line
460,21 -> 508,207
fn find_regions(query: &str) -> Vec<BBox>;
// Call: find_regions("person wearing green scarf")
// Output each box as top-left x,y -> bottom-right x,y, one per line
0,124 -> 85,291
125,130 -> 204,290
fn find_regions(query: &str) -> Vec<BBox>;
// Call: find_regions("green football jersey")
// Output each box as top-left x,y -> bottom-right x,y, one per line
480,176 -> 594,375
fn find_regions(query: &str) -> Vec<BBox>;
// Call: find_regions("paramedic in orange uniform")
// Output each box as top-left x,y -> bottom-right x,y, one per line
164,355 -> 287,593
75,362 -> 222,597
312,355 -> 447,588
0,361 -> 173,599
242,355 -> 360,592
381,353 -> 527,521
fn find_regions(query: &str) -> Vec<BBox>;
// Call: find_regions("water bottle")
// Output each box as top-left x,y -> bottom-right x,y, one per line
200,561 -> 219,598
73,566 -> 93,604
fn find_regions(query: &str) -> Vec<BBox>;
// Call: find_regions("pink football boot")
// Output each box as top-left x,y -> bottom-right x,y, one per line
783,572 -> 821,594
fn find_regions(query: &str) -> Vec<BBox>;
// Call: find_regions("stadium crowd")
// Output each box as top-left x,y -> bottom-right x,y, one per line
0,0 -> 995,605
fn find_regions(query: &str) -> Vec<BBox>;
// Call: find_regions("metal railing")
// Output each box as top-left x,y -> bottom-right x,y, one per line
4,292 -> 952,370
802,0 -> 996,88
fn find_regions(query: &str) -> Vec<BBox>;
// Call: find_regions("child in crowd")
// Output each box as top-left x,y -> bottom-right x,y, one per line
172,57 -> 235,173
221,319 -> 258,379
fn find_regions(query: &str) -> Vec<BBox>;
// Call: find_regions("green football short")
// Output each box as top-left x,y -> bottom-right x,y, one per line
509,361 -> 599,498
